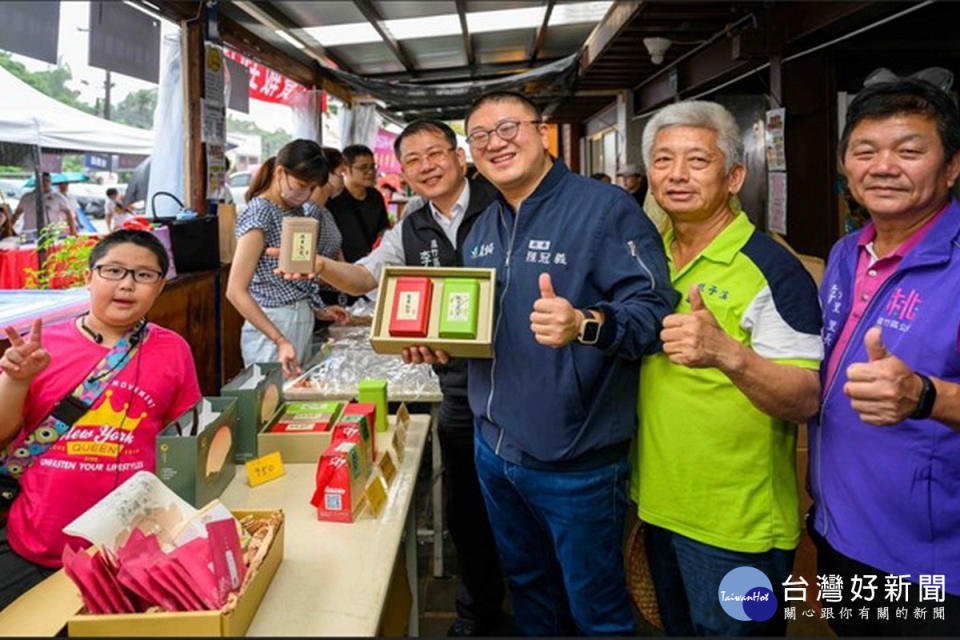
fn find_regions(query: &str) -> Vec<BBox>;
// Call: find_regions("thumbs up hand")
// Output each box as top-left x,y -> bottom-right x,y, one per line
660,285 -> 736,369
530,273 -> 582,347
844,327 -> 924,425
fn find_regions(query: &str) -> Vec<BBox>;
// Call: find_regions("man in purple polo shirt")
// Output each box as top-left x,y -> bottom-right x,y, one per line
812,77 -> 960,635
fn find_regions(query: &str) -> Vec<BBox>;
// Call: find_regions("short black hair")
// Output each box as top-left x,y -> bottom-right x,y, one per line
591,172 -> 610,181
106,187 -> 118,197
464,91 -> 543,130
840,78 -> 960,161
394,120 -> 458,159
88,229 -> 169,276
343,144 -> 374,165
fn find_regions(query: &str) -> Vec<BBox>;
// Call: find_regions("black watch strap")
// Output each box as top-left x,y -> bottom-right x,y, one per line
909,373 -> 937,420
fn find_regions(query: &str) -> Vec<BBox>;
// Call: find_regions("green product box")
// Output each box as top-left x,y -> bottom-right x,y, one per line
221,362 -> 285,462
285,401 -> 343,418
356,379 -> 388,433
439,278 -> 480,339
157,397 -> 238,507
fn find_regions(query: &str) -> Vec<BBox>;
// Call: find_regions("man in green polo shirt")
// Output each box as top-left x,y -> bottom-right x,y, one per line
633,100 -> 823,636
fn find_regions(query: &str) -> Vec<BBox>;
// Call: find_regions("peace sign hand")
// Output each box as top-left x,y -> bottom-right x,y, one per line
2,319 -> 50,383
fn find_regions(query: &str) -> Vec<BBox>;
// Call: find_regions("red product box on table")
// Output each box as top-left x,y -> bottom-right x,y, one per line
311,441 -> 366,523
341,402 -> 377,458
389,277 -> 432,337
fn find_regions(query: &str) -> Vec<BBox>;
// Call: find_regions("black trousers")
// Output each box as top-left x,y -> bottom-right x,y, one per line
0,527 -> 55,611
437,395 -> 505,626
809,515 -> 960,636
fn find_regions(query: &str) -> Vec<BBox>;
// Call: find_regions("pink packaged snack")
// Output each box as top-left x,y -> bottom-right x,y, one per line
206,518 -> 246,605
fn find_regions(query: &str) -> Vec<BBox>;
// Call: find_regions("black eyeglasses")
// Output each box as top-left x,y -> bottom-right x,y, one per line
93,264 -> 164,284
466,120 -> 542,149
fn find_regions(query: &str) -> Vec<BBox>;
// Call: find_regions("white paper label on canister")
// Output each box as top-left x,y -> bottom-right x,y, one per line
395,291 -> 420,320
292,232 -> 312,261
446,292 -> 471,322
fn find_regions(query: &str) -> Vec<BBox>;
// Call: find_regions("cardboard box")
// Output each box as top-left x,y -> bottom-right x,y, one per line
65,509 -> 284,637
313,442 -> 367,523
221,363 -> 285,462
157,397 -> 238,508
356,381 -> 388,433
370,266 -> 495,358
257,410 -> 333,464
329,424 -> 372,475
439,278 -> 480,339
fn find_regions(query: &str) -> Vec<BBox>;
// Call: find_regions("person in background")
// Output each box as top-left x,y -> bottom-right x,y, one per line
634,100 -> 822,636
56,182 -> 80,219
810,77 -> 960,636
105,188 -> 134,232
14,173 -> 77,236
0,230 -> 201,610
327,144 -> 390,262
617,163 -> 647,207
305,146 -> 349,324
225,139 -> 332,376
0,204 -> 15,240
590,172 -> 612,183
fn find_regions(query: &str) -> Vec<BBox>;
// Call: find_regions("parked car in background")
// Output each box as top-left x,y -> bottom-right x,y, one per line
228,166 -> 259,209
0,178 -> 24,213
69,183 -> 108,218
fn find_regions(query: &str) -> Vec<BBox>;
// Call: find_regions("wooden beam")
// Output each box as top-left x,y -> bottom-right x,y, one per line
352,0 -> 417,73
529,0 -> 556,62
454,0 -> 474,68
181,16 -> 206,213
579,1 -> 642,75
219,14 -> 316,86
365,57 -> 565,82
235,0 -> 354,73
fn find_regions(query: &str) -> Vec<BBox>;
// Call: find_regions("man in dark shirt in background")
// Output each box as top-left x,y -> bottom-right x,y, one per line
327,144 -> 391,262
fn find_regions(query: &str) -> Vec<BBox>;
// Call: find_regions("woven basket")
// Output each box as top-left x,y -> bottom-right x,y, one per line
625,520 -> 664,630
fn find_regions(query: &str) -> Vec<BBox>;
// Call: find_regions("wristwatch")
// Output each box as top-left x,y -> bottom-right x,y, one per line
909,373 -> 937,420
577,310 -> 602,345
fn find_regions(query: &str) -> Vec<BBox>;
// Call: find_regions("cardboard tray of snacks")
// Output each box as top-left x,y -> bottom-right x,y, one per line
369,266 -> 495,359
66,509 -> 285,637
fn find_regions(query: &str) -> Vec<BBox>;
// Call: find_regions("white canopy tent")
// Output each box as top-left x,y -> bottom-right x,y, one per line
0,65 -> 153,155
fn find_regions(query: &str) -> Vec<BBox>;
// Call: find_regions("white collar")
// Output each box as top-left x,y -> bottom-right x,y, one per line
429,180 -> 470,223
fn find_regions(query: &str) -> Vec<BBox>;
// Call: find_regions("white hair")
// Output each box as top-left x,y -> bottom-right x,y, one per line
641,100 -> 744,173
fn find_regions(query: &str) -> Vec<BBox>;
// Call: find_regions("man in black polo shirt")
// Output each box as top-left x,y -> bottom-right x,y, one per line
327,144 -> 391,262
302,121 -> 504,636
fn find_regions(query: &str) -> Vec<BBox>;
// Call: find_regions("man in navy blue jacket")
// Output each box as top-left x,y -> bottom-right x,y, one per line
406,91 -> 677,635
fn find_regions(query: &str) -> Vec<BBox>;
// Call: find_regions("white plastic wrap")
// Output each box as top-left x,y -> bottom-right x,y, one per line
286,327 -> 440,401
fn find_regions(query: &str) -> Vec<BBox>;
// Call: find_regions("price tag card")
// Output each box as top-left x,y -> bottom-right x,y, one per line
245,451 -> 285,487
395,403 -> 411,430
364,475 -> 388,517
392,429 -> 406,463
379,451 -> 397,486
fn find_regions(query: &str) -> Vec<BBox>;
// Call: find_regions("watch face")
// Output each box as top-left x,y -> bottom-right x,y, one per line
582,320 -> 600,343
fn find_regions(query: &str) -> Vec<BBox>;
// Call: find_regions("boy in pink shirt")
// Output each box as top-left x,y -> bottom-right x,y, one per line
0,230 -> 201,610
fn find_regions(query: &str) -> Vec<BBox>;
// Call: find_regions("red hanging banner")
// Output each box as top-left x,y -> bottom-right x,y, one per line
223,49 -> 307,104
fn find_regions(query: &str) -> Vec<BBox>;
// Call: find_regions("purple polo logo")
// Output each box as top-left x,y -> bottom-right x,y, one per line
885,288 -> 921,321
718,567 -> 778,622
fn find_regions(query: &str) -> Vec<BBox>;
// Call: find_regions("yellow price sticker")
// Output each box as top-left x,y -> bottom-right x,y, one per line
364,475 -> 388,517
245,451 -> 285,487
392,429 -> 405,463
379,451 -> 397,486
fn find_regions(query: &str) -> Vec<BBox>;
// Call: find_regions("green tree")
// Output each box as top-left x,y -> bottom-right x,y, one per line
227,116 -> 291,159
0,52 -> 98,116
113,88 -> 158,129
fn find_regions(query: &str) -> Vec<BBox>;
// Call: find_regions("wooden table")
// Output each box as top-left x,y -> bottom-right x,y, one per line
218,414 -> 430,636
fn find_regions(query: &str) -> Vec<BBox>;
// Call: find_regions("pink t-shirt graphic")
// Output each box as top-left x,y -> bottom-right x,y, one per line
2,319 -> 201,567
